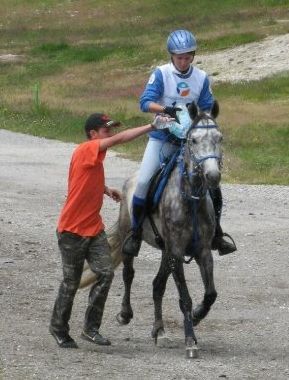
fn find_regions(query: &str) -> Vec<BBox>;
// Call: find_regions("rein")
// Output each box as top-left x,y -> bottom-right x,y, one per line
178,119 -> 221,201
149,112 -> 222,263
178,117 -> 222,263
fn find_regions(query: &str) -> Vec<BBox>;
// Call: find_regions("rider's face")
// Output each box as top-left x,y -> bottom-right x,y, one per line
171,52 -> 195,72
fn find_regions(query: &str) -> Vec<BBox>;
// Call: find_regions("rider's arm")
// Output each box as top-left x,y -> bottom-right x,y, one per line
197,75 -> 214,112
139,68 -> 164,113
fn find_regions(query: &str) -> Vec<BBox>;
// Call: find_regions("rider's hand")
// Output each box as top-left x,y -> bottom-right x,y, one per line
151,115 -> 175,130
163,106 -> 182,120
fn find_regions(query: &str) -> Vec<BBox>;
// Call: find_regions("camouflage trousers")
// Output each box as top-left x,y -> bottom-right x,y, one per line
50,230 -> 114,334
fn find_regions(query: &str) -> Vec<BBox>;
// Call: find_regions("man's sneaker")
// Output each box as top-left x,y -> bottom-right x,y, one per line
212,233 -> 237,256
122,230 -> 142,257
49,326 -> 78,348
81,329 -> 111,346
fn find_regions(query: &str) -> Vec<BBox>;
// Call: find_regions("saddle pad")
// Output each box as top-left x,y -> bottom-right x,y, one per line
147,149 -> 180,211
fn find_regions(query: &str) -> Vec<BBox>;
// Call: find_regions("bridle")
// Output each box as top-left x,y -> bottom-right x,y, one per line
186,116 -> 222,168
178,116 -> 223,201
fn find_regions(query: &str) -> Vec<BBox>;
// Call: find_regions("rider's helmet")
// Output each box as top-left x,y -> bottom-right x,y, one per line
167,29 -> 197,54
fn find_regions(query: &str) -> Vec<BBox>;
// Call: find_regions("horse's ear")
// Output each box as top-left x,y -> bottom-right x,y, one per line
188,102 -> 198,120
211,100 -> 219,118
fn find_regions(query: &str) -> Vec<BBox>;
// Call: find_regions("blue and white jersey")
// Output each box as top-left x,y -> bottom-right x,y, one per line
140,62 -> 214,141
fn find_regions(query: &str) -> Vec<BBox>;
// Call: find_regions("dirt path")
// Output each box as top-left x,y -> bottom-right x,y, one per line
0,34 -> 289,379
197,33 -> 289,82
0,128 -> 288,380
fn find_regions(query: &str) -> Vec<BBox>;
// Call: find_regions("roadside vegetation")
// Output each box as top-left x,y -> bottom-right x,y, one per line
1,0 -> 289,184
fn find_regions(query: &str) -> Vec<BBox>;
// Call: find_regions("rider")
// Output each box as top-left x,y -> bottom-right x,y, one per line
122,29 -> 237,257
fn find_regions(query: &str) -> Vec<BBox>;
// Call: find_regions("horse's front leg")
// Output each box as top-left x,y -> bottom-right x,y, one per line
169,255 -> 199,359
116,254 -> 135,325
151,251 -> 171,344
193,247 -> 217,326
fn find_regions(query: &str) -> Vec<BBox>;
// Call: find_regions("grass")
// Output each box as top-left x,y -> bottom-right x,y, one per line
1,0 -> 289,184
223,121 -> 289,184
215,72 -> 289,101
0,106 -> 84,142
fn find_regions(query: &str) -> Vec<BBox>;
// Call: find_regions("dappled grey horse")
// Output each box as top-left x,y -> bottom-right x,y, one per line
80,101 -> 223,358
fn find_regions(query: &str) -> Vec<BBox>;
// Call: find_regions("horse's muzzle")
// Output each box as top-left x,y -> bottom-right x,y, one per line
204,170 -> 221,188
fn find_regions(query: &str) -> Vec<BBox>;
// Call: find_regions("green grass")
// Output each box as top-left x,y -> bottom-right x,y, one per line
225,122 -> 289,184
0,104 -> 150,146
199,32 -> 263,51
0,106 -> 84,142
215,72 -> 289,101
1,0 -> 289,184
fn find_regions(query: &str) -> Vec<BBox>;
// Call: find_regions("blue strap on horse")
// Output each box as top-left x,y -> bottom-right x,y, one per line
152,148 -> 180,208
177,144 -> 204,263
146,147 -> 180,250
147,142 -> 203,261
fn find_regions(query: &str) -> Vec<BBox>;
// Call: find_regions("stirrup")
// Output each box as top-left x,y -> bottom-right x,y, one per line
218,232 -> 237,256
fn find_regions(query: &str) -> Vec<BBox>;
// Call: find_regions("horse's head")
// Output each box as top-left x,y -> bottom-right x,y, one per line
183,101 -> 223,190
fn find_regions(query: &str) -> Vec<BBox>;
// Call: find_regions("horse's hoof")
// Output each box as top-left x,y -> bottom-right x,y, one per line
186,345 -> 199,359
116,312 -> 131,325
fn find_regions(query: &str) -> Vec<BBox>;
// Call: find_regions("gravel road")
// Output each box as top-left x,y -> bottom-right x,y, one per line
0,129 -> 288,380
0,34 -> 289,380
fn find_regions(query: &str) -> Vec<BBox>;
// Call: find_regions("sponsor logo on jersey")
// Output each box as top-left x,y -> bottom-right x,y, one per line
177,82 -> 190,97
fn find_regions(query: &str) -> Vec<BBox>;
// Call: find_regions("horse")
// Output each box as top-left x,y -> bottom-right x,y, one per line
80,101 -> 223,358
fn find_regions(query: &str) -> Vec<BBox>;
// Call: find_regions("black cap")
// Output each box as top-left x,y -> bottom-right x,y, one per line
84,113 -> 121,137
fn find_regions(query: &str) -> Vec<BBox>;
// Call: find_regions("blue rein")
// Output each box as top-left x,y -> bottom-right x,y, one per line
178,121 -> 222,262
178,121 -> 221,201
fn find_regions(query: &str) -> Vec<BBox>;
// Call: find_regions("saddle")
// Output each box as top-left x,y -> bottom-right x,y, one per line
146,149 -> 180,212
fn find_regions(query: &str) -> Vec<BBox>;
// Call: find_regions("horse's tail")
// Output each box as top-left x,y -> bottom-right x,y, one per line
79,222 -> 123,289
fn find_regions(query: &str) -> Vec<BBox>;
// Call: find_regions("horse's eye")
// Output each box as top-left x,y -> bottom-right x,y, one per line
192,138 -> 197,144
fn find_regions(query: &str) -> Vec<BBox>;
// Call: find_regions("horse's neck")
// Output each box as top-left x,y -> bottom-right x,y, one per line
175,151 -> 206,201
165,165 -> 204,208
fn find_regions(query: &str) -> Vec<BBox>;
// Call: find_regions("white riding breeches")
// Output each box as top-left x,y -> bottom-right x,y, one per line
134,137 -> 179,199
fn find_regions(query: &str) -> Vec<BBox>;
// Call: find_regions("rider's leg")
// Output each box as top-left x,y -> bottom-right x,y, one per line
122,138 -> 178,257
122,195 -> 146,256
210,187 -> 237,256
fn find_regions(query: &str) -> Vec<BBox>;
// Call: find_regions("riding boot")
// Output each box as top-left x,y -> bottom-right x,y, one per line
210,187 -> 237,256
122,196 -> 146,257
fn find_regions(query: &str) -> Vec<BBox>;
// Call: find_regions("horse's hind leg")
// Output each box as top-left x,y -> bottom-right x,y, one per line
170,256 -> 199,358
193,248 -> 217,326
116,255 -> 135,325
151,252 -> 171,344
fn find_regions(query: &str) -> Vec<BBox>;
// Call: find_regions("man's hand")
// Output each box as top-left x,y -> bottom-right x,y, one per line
151,115 -> 175,130
163,106 -> 182,121
104,186 -> 122,202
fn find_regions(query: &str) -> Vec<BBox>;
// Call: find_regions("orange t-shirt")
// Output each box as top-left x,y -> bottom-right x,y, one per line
57,139 -> 107,237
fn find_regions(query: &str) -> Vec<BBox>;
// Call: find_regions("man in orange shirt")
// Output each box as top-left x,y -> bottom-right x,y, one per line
49,112 -> 170,348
